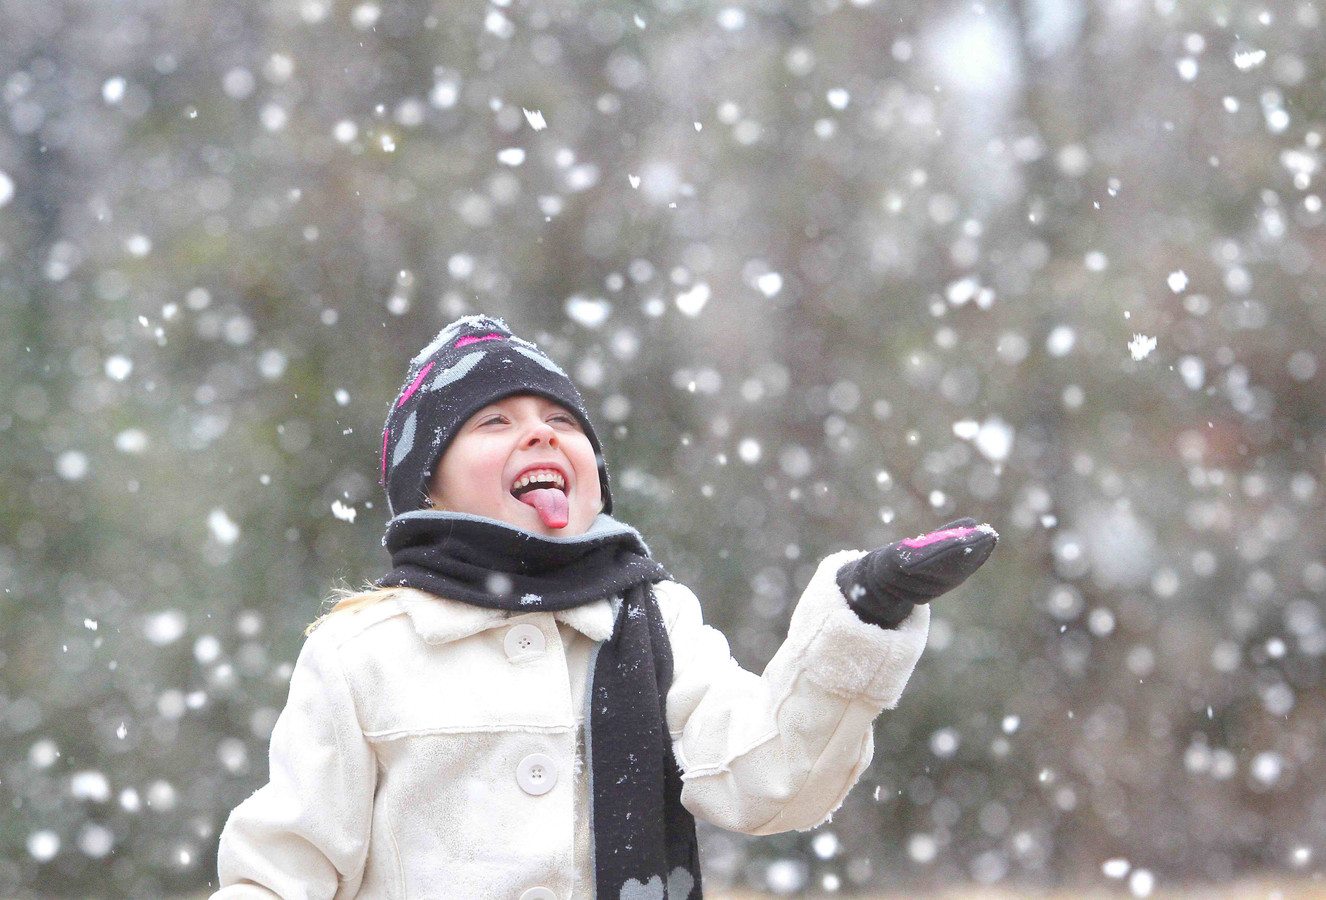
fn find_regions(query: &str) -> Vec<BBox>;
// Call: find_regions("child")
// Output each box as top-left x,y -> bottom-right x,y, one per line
212,315 -> 997,900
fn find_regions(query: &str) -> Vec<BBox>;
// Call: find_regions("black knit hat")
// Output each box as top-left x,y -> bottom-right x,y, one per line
380,315 -> 612,518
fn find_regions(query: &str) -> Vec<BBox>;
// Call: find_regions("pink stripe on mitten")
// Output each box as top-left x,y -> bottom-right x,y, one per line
901,525 -> 978,549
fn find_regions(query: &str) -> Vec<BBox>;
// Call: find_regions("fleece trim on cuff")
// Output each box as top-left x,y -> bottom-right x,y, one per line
784,549 -> 930,708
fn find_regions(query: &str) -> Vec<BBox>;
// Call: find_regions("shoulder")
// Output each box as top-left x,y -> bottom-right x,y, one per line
652,579 -> 703,635
304,588 -> 421,654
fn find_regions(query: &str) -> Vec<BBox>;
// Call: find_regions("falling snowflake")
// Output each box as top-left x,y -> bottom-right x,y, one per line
522,108 -> 547,130
1128,333 -> 1157,360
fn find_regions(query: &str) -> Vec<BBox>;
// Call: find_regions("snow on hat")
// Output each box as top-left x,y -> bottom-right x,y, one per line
380,315 -> 613,518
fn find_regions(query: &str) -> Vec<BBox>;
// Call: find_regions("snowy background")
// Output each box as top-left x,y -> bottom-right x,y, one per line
3,0 -> 1324,896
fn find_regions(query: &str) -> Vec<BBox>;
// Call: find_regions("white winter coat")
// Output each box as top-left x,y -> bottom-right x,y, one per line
211,550 -> 930,899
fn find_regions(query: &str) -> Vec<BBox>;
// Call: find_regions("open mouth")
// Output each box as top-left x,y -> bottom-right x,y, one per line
510,468 -> 566,498
509,468 -> 570,528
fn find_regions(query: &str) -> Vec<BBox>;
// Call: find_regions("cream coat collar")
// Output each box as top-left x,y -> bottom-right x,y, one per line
390,586 -> 618,645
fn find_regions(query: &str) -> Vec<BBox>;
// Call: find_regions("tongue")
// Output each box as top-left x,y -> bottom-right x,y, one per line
519,488 -> 569,529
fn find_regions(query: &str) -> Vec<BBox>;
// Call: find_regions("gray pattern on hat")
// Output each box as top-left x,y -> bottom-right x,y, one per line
513,343 -> 567,377
425,349 -> 486,392
391,410 -> 417,471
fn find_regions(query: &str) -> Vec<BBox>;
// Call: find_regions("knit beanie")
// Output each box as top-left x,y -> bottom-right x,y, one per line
380,315 -> 612,518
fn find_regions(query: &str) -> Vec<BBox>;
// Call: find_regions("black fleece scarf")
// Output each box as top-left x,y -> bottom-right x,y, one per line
377,510 -> 703,900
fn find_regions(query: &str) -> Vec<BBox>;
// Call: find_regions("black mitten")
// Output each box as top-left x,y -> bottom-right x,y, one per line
836,518 -> 998,630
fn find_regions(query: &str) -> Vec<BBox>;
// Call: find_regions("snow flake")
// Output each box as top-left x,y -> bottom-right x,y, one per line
70,770 -> 111,803
497,147 -> 525,166
1250,751 -> 1284,786
55,450 -> 89,481
755,272 -> 782,297
929,727 -> 960,758
0,170 -> 13,208
523,108 -> 547,130
811,832 -> 839,859
222,67 -> 256,99
350,2 -> 380,30
207,508 -> 240,545
485,9 -> 514,37
102,77 -> 126,105
1046,325 -> 1075,357
766,859 -> 808,893
907,834 -> 938,863
27,830 -> 59,862
29,740 -> 59,768
674,282 -> 710,317
78,823 -> 114,858
717,7 -> 746,30
430,79 -> 460,109
1167,270 -> 1188,292
1102,858 -> 1130,879
953,420 -> 979,440
144,610 -> 186,646
1232,46 -> 1266,71
394,98 -> 425,127
260,103 -> 288,131
331,500 -> 357,523
565,296 -> 611,328
1128,333 -> 1157,360
953,417 -> 1013,463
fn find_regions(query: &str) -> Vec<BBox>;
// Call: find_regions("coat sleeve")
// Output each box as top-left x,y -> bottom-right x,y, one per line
660,549 -> 929,835
212,627 -> 376,900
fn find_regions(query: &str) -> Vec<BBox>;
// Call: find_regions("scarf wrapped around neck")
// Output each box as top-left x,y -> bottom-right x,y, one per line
377,510 -> 703,900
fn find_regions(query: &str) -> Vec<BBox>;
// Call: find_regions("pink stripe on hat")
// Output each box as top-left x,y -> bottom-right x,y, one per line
901,526 -> 977,549
397,361 -> 435,408
380,425 -> 390,484
455,333 -> 504,349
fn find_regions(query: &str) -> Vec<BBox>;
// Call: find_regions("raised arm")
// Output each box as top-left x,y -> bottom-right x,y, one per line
660,520 -> 996,835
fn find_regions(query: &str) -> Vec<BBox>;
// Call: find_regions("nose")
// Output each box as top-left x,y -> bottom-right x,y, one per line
524,419 -> 558,448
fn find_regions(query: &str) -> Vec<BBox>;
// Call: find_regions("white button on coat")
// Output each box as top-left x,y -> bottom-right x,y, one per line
518,888 -> 557,900
517,753 -> 557,796
504,623 -> 546,660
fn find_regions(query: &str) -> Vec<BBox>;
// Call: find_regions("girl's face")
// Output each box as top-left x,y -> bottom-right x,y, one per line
427,394 -> 603,537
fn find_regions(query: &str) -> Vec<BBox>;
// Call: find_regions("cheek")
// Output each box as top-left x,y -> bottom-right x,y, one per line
438,442 -> 505,501
572,441 -> 603,501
